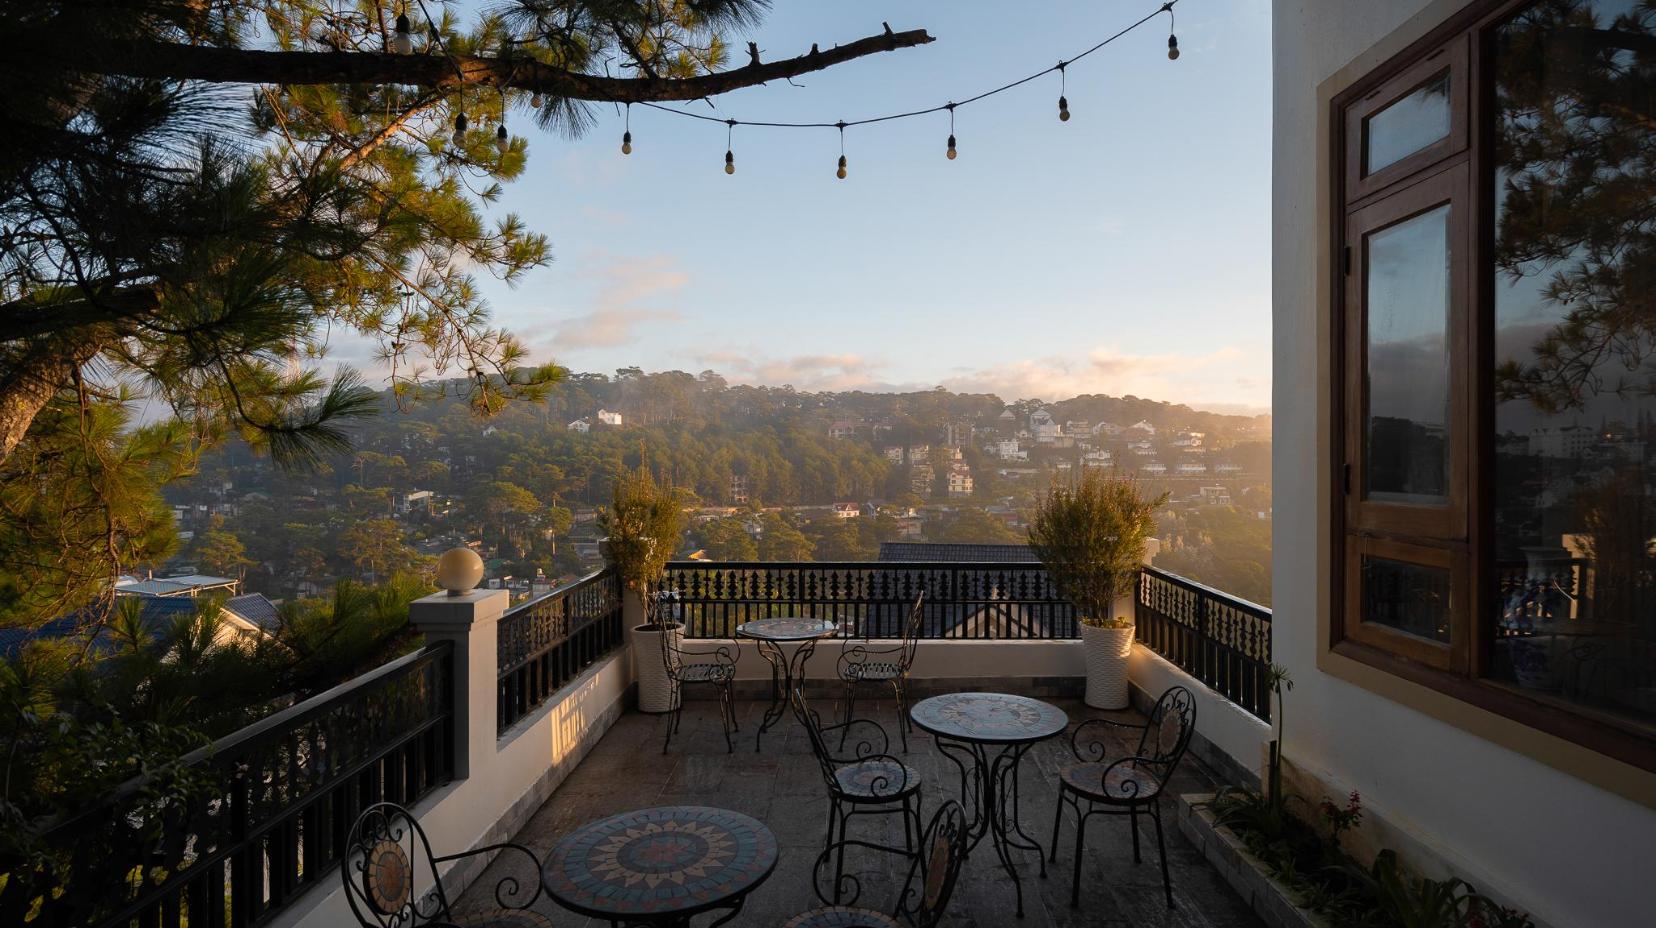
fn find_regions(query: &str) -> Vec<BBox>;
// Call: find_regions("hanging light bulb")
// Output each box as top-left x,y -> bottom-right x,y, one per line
1167,34 -> 1180,60
530,92 -> 543,109
944,104 -> 957,160
451,111 -> 467,147
621,104 -> 633,154
836,155 -> 847,180
725,150 -> 735,174
946,135 -> 957,160
835,122 -> 848,179
496,123 -> 509,152
393,12 -> 414,54
723,119 -> 736,174
1057,63 -> 1071,121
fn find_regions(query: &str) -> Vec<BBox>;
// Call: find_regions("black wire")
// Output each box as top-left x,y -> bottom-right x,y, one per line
636,0 -> 1178,131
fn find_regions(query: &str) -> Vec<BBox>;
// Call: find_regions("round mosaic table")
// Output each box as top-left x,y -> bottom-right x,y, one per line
909,693 -> 1068,917
540,805 -> 778,927
737,617 -> 839,752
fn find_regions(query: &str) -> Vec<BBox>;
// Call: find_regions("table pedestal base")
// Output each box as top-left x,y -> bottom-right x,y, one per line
936,738 -> 1047,918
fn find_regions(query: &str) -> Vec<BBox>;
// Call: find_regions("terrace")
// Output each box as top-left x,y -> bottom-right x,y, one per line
19,558 -> 1276,928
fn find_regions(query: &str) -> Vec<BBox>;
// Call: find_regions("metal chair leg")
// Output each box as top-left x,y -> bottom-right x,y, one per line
838,681 -> 857,752
1130,804 -> 1142,863
1153,800 -> 1173,907
1049,790 -> 1064,864
891,679 -> 908,752
718,684 -> 735,753
1070,806 -> 1088,907
662,683 -> 679,754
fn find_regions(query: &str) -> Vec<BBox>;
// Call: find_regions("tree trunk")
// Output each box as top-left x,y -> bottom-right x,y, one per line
0,337 -> 103,464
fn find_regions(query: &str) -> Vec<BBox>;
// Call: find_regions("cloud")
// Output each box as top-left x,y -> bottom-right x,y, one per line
939,345 -> 1251,405
690,343 -> 1269,413
546,254 -> 688,349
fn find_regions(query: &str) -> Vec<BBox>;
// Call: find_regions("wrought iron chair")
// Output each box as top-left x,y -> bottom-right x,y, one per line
1048,685 -> 1197,907
783,799 -> 969,928
342,801 -> 552,928
658,613 -> 740,753
792,686 -> 924,899
836,593 -> 926,751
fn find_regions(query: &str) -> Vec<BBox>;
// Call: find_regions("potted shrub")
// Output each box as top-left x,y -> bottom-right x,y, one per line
599,465 -> 687,713
1028,470 -> 1167,709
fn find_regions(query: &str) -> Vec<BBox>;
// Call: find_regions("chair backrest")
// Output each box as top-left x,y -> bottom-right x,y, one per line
1135,685 -> 1197,780
897,593 -> 926,671
895,799 -> 969,927
341,802 -> 450,927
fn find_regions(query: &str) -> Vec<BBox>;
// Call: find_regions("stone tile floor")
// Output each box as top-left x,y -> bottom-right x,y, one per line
457,697 -> 1262,927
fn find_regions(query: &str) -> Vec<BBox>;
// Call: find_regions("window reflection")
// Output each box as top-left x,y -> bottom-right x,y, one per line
1365,71 -> 1451,174
1491,0 -> 1655,726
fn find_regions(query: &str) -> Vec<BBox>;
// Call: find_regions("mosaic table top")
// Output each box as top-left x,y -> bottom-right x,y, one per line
736,617 -> 839,642
909,692 -> 1068,744
540,806 -> 778,921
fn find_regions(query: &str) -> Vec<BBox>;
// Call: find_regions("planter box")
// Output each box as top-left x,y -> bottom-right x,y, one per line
1174,793 -> 1333,928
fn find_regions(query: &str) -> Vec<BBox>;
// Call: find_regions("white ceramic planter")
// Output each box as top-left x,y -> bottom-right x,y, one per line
1081,623 -> 1134,710
631,621 -> 682,713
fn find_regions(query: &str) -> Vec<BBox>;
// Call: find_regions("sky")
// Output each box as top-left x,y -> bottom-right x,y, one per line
464,0 -> 1273,414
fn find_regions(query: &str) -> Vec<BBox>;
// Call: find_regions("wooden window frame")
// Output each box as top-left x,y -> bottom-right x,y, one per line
1329,0 -> 1656,775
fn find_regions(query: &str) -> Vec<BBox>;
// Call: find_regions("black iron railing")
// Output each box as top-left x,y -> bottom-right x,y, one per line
497,567 -> 625,732
6,641 -> 454,928
1135,566 -> 1273,721
655,561 -> 1078,639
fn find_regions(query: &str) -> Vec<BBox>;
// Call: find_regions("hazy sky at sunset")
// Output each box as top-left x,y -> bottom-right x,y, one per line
442,0 -> 1272,413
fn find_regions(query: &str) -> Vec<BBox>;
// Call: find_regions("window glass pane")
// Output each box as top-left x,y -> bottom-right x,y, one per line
1362,556 -> 1451,643
1365,72 -> 1451,174
1490,0 -> 1656,727
1365,204 -> 1451,504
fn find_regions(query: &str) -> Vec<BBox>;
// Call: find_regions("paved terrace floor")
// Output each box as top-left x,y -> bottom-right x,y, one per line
457,697 -> 1263,927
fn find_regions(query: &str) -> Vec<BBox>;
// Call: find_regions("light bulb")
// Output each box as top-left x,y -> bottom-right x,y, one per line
393,13 -> 414,54
530,93 -> 542,109
724,150 -> 735,174
1059,96 -> 1071,121
836,154 -> 847,180
451,112 -> 467,147
621,131 -> 632,155
1168,35 -> 1180,60
495,124 -> 509,152
946,134 -> 957,160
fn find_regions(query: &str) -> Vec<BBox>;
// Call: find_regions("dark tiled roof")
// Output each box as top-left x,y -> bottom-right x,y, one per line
224,593 -> 281,632
0,596 -> 201,657
877,542 -> 1040,563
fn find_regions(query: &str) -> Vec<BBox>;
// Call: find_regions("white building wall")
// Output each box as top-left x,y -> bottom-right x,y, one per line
1273,3 -> 1656,926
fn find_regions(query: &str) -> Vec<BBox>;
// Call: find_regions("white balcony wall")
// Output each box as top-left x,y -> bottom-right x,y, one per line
1273,2 -> 1656,925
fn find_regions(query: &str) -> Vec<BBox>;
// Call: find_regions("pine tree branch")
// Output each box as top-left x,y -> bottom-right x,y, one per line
75,28 -> 936,102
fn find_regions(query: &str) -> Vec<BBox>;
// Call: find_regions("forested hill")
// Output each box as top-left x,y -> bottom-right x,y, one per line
300,370 -> 1270,508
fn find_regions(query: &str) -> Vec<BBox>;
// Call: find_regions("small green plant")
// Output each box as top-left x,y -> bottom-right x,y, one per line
597,464 -> 686,628
1319,791 -> 1363,851
1026,470 -> 1167,627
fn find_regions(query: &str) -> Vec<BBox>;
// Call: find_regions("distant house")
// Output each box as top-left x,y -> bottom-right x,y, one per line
596,409 -> 623,427
1083,450 -> 1113,468
400,489 -> 435,514
944,421 -> 974,447
1092,421 -> 1123,437
567,418 -> 591,434
1197,486 -> 1233,506
1030,409 -> 1061,444
833,503 -> 861,520
1142,461 -> 1168,475
992,439 -> 1028,462
1129,440 -> 1156,456
828,420 -> 860,440
910,464 -> 935,496
908,444 -> 931,464
1128,420 -> 1157,437
1172,430 -> 1205,452
1,585 -> 278,657
728,473 -> 749,504
946,467 -> 974,498
1176,462 -> 1208,476
1215,462 -> 1243,475
882,446 -> 905,464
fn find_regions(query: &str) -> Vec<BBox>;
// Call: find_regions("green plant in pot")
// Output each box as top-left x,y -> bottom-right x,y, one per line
1028,470 -> 1167,709
598,465 -> 686,712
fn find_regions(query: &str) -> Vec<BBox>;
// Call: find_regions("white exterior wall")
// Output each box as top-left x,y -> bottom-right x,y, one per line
1273,3 -> 1656,926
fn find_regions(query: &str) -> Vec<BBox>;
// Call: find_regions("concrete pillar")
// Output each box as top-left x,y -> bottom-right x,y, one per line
409,588 -> 509,780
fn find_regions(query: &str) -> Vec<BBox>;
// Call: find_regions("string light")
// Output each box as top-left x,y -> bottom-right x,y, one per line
621,103 -> 633,154
724,119 -> 736,174
392,8 -> 413,55
530,91 -> 543,109
496,122 -> 509,152
622,0 -> 1181,175
1057,62 -> 1070,121
451,110 -> 467,146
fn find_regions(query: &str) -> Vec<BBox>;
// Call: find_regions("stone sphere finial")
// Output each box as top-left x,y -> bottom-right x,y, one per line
436,547 -> 484,595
